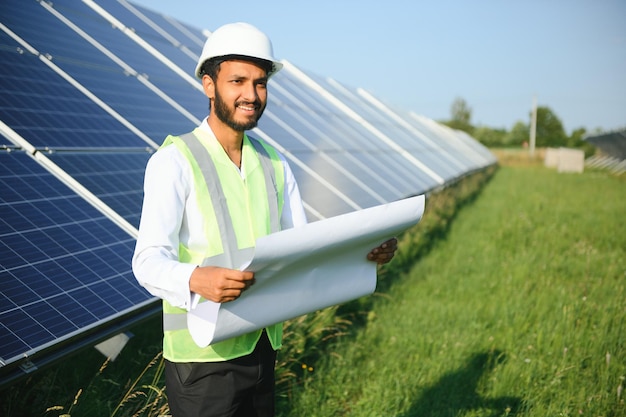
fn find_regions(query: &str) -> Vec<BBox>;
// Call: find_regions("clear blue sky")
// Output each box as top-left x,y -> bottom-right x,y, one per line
131,0 -> 625,134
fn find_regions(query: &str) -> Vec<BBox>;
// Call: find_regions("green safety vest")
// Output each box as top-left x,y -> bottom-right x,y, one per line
160,128 -> 285,362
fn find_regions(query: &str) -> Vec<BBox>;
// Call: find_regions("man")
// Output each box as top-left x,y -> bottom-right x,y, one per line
132,22 -> 397,417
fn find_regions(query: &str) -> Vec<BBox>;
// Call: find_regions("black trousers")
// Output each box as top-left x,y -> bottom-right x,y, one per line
164,332 -> 277,417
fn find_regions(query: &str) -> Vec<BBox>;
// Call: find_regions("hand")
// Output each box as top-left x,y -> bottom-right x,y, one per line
367,238 -> 398,265
189,266 -> 255,303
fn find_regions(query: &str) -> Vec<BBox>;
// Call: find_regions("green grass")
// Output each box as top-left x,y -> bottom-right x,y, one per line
280,165 -> 625,417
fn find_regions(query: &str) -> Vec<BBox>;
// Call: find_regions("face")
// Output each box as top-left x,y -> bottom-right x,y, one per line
205,59 -> 268,132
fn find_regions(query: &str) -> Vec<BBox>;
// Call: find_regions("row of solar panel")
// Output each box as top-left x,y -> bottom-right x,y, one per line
0,149 -> 153,369
1,0 -> 494,220
0,0 -> 495,379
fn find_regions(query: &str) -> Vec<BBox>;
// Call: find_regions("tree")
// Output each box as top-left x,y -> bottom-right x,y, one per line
473,126 -> 507,147
535,106 -> 567,147
451,97 -> 472,125
442,97 -> 474,134
503,121 -> 529,147
568,127 -> 596,157
567,127 -> 586,147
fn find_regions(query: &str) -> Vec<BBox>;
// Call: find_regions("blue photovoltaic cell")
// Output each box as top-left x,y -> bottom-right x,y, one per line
48,151 -> 152,228
46,0 -> 207,123
0,33 -> 148,149
129,2 -> 206,50
0,1 -> 199,144
95,0 -> 202,68
0,151 -> 153,366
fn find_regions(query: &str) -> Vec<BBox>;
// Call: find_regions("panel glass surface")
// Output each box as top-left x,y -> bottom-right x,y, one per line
408,113 -> 496,168
0,151 -> 153,366
403,111 -> 481,170
305,72 -> 466,181
48,0 -> 207,121
284,157 -> 361,219
456,130 -> 497,165
0,33 -> 148,148
129,1 -> 206,50
255,112 -> 398,207
48,151 -> 152,228
0,0 -> 199,144
268,69 -> 441,197
86,0 -> 199,70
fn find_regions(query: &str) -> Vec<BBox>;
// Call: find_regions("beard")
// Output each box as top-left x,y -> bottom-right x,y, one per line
213,87 -> 266,132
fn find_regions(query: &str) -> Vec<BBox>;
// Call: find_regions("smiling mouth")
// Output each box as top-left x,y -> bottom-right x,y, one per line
237,102 -> 258,112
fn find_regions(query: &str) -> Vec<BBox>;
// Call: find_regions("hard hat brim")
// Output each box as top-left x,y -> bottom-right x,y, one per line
195,55 -> 283,80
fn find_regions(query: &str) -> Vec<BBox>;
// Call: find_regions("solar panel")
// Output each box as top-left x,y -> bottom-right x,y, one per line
309,73 -> 498,174
128,1 -> 206,50
0,1 -> 200,145
0,32 -> 150,148
408,113 -> 497,169
0,150 -> 154,371
46,0 -> 206,122
85,0 -> 202,73
303,71 -> 474,181
401,111 -> 483,170
584,129 -> 626,160
266,66 -> 442,200
47,150 -> 153,228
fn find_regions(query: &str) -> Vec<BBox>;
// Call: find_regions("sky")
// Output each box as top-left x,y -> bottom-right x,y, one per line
130,0 -> 625,135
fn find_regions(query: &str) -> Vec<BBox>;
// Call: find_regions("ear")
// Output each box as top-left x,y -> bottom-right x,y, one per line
202,74 -> 215,100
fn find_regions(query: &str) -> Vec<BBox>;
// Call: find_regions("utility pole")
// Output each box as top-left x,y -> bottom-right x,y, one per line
529,95 -> 537,158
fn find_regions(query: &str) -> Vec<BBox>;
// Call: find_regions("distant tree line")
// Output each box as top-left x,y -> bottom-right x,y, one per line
440,97 -> 596,156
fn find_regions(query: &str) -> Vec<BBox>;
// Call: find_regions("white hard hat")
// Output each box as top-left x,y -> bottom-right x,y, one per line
195,22 -> 283,79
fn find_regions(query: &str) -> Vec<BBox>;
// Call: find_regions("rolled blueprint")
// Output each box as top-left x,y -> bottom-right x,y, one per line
187,194 -> 426,347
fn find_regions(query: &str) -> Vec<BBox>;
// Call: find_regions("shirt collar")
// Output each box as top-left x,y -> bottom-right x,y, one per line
199,116 -> 211,133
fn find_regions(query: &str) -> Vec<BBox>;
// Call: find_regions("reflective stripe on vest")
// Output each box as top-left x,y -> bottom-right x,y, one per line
163,132 -> 281,332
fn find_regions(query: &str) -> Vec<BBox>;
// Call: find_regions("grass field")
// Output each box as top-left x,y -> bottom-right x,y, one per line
2,155 -> 624,416
279,164 -> 625,416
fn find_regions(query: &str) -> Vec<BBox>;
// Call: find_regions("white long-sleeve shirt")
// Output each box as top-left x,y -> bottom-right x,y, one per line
132,120 -> 307,310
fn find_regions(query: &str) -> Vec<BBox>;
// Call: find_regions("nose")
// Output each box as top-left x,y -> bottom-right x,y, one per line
241,81 -> 260,103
